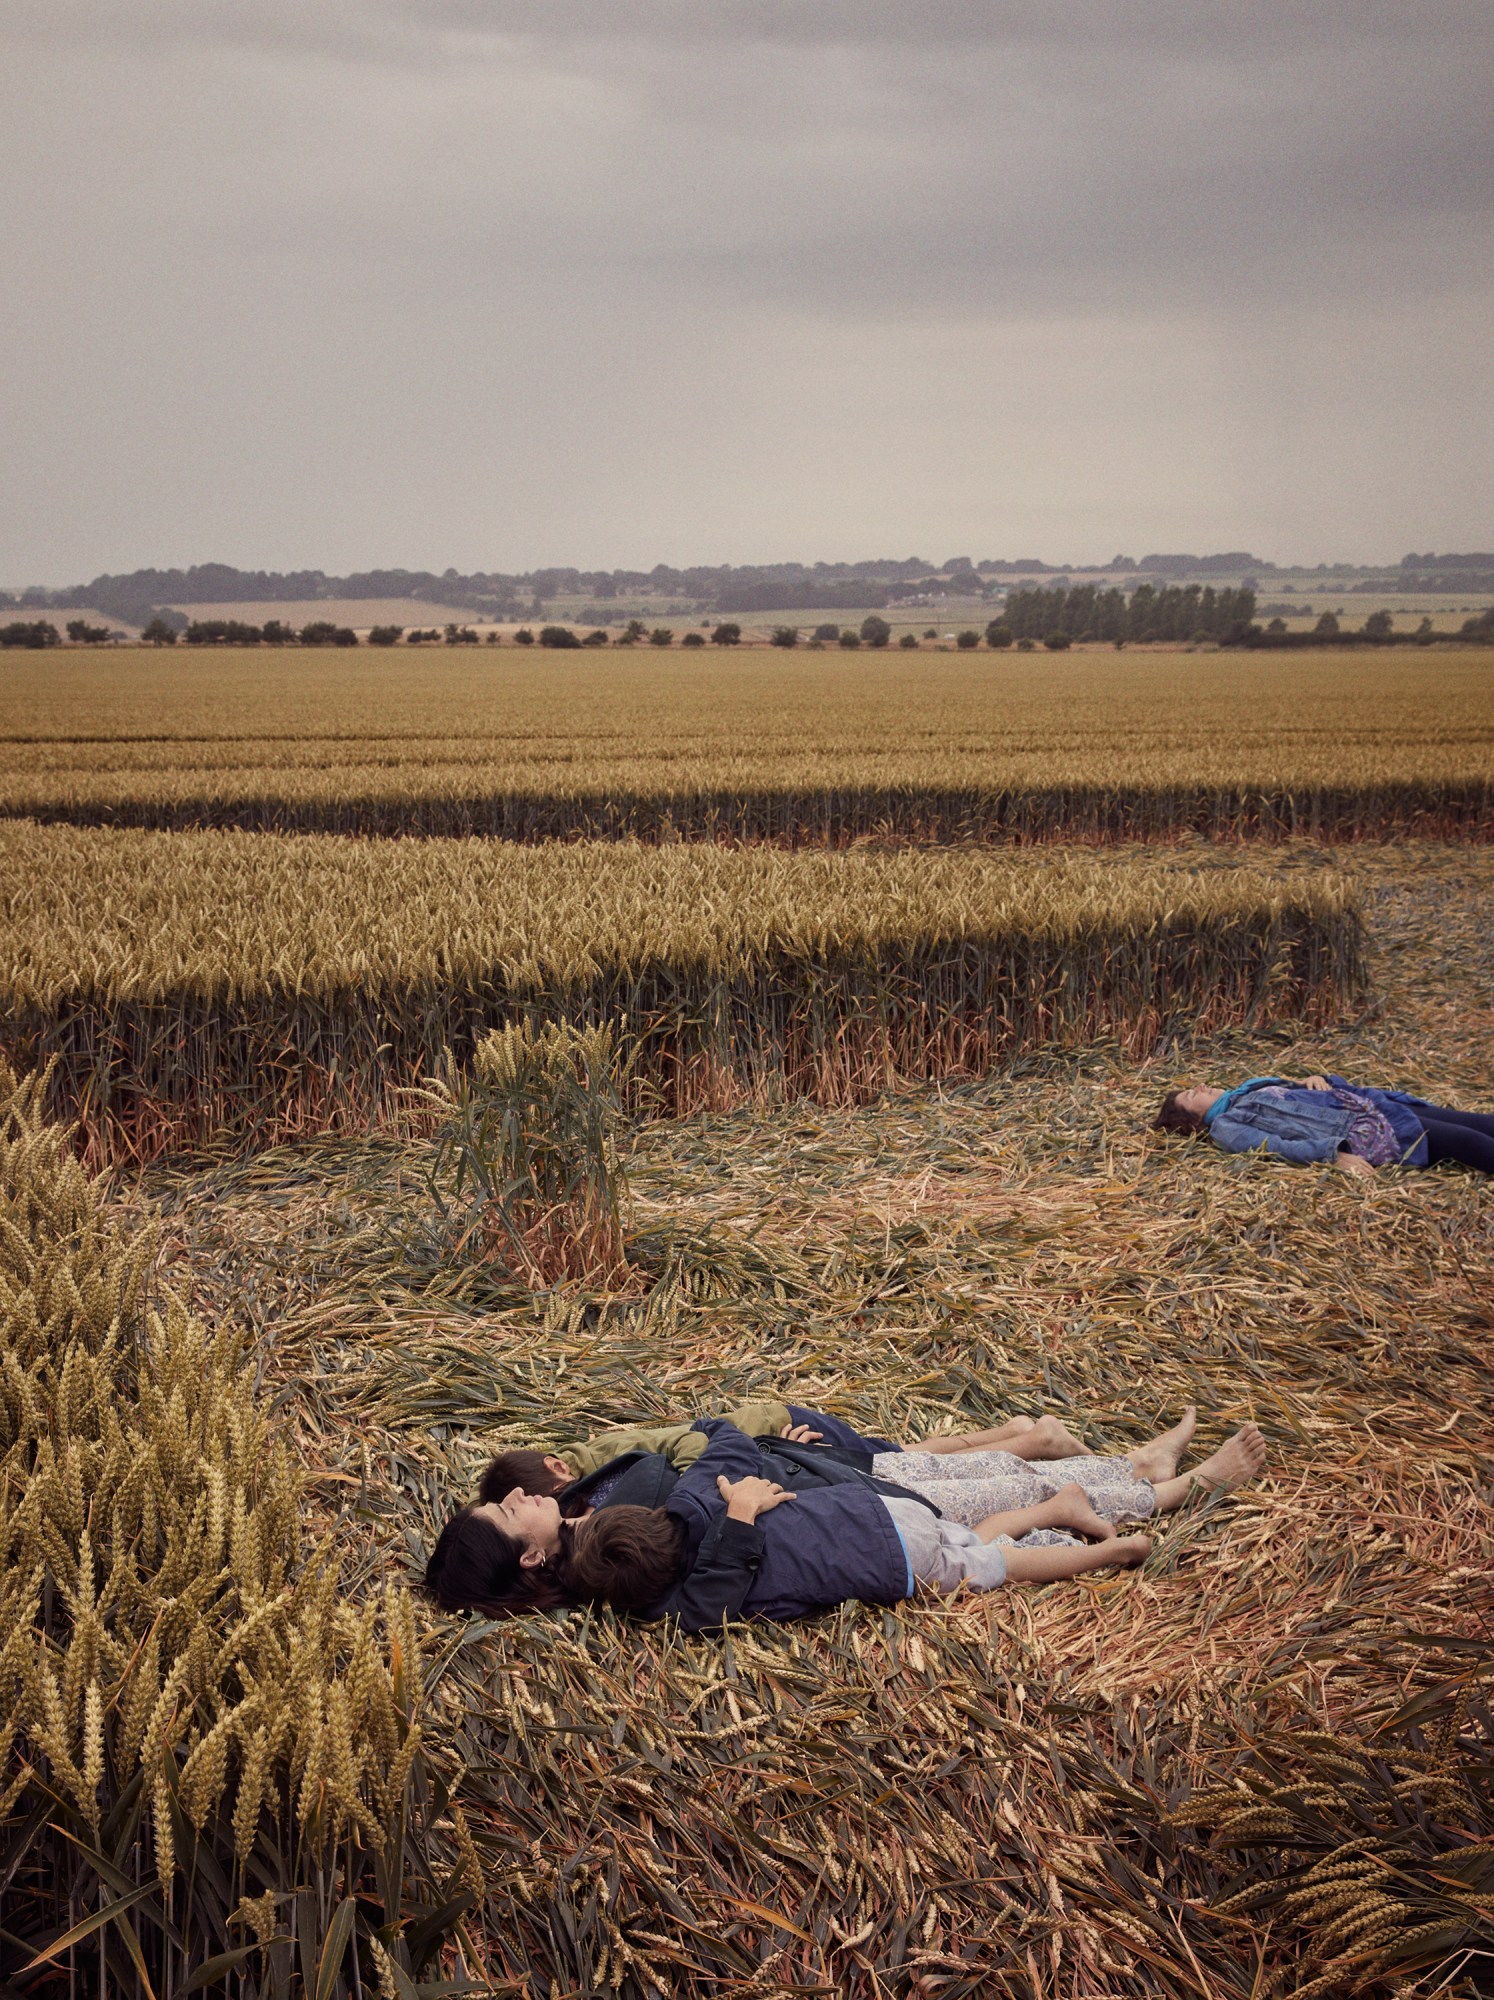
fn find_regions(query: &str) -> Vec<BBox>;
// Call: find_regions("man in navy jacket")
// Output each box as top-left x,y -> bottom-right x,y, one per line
649,1418 -> 925,1630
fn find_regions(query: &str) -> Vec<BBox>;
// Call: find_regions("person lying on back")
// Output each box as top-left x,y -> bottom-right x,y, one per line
1155,1073 -> 1494,1177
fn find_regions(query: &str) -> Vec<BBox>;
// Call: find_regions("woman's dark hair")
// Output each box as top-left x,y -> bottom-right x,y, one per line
424,1504 -> 577,1618
479,1449 -> 569,1505
566,1505 -> 687,1615
1154,1090 -> 1207,1138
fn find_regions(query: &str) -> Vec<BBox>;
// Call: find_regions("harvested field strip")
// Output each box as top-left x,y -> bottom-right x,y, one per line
4,647 -> 1493,843
130,847 -> 1494,1998
1,823 -> 1364,1162
7,646 -> 1492,747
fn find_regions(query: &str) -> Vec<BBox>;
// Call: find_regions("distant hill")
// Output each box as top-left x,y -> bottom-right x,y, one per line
10,551 -> 1480,632
1398,553 -> 1494,593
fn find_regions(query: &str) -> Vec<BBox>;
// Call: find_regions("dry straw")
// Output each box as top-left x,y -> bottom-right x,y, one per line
143,1036 -> 1494,1998
105,840 -> 1493,1998
1,824 -> 1364,1162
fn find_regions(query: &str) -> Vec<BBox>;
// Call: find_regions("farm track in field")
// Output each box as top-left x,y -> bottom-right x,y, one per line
125,843 -> 1494,2000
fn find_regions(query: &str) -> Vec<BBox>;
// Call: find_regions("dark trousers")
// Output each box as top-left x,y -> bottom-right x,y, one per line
1418,1105 -> 1494,1175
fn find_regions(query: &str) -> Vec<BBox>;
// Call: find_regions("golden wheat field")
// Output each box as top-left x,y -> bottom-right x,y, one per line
3,646 -> 1493,840
3,822 -> 1362,1162
2,648 -> 1491,2000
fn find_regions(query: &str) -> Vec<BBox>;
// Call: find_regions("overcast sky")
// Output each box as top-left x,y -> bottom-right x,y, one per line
3,1 -> 1491,582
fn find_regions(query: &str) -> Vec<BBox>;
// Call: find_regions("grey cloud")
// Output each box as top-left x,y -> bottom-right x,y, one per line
202,23 -> 1491,320
1,1 -> 1490,577
78,11 -> 1484,315
20,0 -> 1487,59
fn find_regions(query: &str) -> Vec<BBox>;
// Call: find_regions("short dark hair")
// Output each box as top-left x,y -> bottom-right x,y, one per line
1154,1090 -> 1207,1137
479,1449 -> 569,1505
567,1505 -> 686,1615
424,1504 -> 576,1618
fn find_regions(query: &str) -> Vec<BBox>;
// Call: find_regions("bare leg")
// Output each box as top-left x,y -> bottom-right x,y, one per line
995,1416 -> 1092,1461
909,1414 -> 1091,1460
1150,1424 -> 1267,1513
1126,1407 -> 1197,1482
907,1415 -> 1035,1455
971,1483 -> 1116,1545
1001,1534 -> 1152,1582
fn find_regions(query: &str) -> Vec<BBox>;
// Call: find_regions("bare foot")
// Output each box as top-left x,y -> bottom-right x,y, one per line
1127,1406 -> 1197,1482
1026,1415 -> 1092,1460
1107,1533 -> 1152,1568
1046,1483 -> 1117,1541
1189,1423 -> 1266,1493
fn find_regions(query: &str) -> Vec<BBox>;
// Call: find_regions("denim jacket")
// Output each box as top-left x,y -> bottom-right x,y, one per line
1208,1084 -> 1361,1163
1208,1080 -> 1429,1166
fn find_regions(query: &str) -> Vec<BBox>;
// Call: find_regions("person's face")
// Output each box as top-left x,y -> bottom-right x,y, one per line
473,1488 -> 563,1568
1175,1085 -> 1220,1118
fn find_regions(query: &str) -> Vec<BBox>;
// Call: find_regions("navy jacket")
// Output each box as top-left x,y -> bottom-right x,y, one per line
563,1450 -> 679,1514
1208,1079 -> 1430,1166
649,1420 -> 913,1631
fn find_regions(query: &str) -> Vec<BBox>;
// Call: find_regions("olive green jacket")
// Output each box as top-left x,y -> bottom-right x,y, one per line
564,1400 -> 792,1478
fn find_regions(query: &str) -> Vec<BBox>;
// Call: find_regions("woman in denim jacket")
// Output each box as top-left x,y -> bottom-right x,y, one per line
1155,1074 -> 1494,1176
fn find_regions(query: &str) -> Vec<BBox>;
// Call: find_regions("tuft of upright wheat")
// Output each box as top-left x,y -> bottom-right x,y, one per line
0,1066 -> 476,1996
420,1018 -> 632,1287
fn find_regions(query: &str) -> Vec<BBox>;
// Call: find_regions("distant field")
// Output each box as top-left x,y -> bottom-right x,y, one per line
1256,593 -> 1493,635
2,646 -> 1492,843
22,587 -> 1490,645
157,597 -> 1004,637
161,596 -> 502,629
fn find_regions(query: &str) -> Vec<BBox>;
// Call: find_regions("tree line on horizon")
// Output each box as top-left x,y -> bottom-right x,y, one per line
11,549 -> 1489,636
8,591 -> 1493,652
5,556 -> 1494,655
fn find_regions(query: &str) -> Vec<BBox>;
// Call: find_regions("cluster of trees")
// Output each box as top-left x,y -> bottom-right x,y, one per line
177,619 -> 359,647
774,617 -> 894,650
0,620 -> 62,649
1,618 -> 125,647
999,583 -> 1258,645
1132,552 -> 1266,576
509,621 -> 738,649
